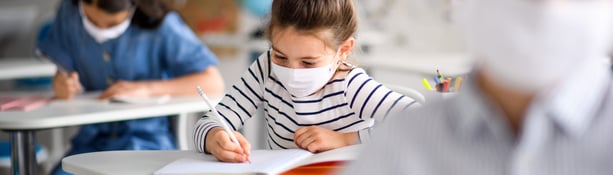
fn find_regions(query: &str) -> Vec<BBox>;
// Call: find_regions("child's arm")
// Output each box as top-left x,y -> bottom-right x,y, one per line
193,54 -> 268,156
98,68 -> 224,99
293,126 -> 358,153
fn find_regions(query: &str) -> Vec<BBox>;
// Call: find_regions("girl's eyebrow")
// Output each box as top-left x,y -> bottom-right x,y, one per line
271,46 -> 326,60
301,56 -> 320,60
271,46 -> 287,56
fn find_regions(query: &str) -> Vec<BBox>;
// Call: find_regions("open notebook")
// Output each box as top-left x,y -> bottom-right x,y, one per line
154,144 -> 362,175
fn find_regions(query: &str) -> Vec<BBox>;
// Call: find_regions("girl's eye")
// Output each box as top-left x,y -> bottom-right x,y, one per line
302,61 -> 315,66
274,55 -> 287,60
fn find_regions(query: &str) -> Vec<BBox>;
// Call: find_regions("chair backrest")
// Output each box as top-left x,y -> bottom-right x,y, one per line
385,84 -> 426,105
171,113 -> 198,151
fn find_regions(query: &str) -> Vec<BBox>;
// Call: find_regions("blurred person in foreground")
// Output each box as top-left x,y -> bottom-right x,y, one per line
341,0 -> 613,174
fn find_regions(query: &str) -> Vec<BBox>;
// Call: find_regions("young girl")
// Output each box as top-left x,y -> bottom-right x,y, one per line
194,0 -> 417,162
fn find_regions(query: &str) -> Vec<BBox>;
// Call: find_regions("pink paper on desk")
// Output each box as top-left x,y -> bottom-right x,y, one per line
0,97 -> 23,110
0,96 -> 52,111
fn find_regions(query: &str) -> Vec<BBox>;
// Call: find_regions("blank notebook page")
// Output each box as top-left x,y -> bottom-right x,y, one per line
154,149 -> 313,175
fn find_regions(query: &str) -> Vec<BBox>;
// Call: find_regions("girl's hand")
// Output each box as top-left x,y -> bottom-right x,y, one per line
98,81 -> 152,100
53,71 -> 82,99
294,126 -> 358,153
205,127 -> 251,162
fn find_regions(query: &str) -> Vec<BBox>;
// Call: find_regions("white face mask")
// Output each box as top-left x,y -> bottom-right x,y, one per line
458,0 -> 613,93
80,2 -> 132,43
271,49 -> 341,97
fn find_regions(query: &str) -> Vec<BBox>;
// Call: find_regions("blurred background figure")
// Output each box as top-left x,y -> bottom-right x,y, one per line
36,0 -> 224,174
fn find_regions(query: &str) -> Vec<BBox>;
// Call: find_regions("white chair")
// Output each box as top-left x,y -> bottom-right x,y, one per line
173,113 -> 202,151
385,84 -> 426,105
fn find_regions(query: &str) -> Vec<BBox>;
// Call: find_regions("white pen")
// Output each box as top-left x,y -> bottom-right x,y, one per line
196,86 -> 251,163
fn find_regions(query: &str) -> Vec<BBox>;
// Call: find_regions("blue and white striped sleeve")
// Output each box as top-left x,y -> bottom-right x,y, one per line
344,69 -> 418,143
193,53 -> 268,153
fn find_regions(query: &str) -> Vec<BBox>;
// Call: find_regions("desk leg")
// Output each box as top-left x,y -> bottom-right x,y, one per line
10,131 -> 37,175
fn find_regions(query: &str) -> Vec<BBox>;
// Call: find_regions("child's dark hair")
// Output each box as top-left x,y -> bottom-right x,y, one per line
72,0 -> 170,29
266,0 -> 358,49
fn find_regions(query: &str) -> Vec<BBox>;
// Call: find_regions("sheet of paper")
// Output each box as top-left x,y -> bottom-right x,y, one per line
294,144 -> 363,168
154,149 -> 312,175
110,95 -> 171,104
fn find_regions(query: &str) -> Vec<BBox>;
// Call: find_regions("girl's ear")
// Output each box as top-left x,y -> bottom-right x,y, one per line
339,37 -> 355,61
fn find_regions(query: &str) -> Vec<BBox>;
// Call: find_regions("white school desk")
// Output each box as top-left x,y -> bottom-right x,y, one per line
63,150 -> 192,175
62,150 -> 349,175
356,52 -> 473,77
0,58 -> 56,80
0,92 -> 219,175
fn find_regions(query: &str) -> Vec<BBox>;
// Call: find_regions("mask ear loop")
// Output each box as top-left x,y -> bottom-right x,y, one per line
330,47 -> 343,73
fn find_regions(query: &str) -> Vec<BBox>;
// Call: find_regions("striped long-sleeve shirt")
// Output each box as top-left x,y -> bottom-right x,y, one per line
194,51 -> 417,152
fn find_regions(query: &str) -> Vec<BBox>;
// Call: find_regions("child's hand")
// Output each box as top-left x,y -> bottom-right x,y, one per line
294,126 -> 358,153
205,127 -> 251,162
98,81 -> 152,100
53,71 -> 82,99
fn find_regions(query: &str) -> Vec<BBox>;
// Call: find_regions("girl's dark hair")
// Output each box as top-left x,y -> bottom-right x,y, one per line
73,0 -> 170,29
266,0 -> 358,48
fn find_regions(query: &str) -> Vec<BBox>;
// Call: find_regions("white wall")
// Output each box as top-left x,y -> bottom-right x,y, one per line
0,0 -> 60,58
354,0 -> 467,98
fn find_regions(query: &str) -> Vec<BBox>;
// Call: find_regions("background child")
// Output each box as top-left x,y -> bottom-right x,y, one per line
37,0 -> 224,174
193,0 -> 418,162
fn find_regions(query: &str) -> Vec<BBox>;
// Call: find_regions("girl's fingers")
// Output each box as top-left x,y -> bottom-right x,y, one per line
217,131 -> 239,151
299,135 -> 318,150
294,128 -> 315,148
294,126 -> 310,138
214,132 -> 248,162
234,131 -> 252,156
215,149 -> 246,162
306,141 -> 323,153
71,73 -> 83,92
99,84 -> 123,99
